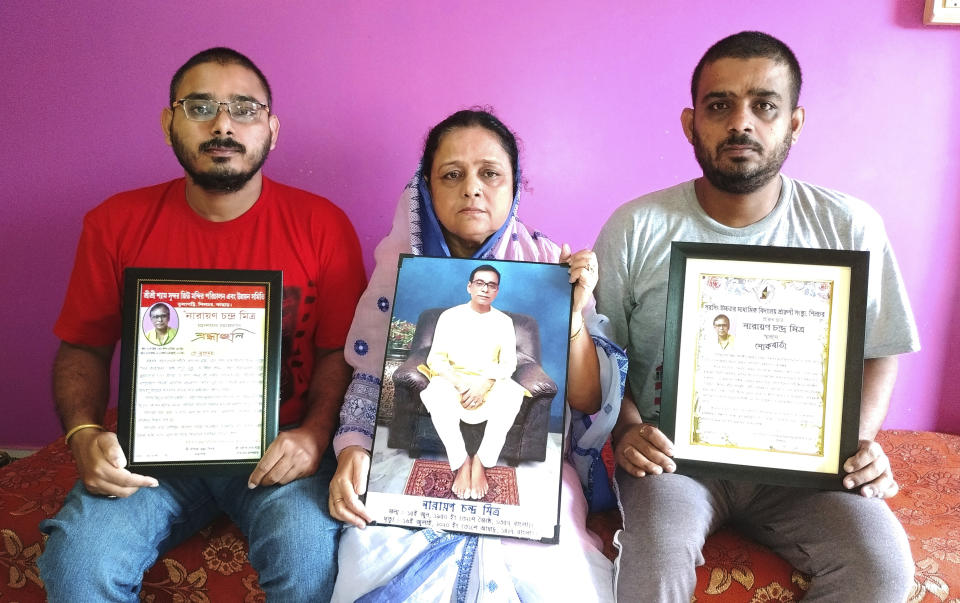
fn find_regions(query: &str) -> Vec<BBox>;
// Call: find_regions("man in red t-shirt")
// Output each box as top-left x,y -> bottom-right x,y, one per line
38,47 -> 366,602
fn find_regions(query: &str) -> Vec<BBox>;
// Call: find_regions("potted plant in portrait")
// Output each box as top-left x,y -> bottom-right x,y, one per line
386,317 -> 416,359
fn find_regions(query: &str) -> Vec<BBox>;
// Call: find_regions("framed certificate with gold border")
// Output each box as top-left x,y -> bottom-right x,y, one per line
117,268 -> 282,476
659,242 -> 867,489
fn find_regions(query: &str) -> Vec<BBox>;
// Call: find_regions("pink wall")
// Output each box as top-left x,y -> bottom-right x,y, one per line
2,1 -> 958,448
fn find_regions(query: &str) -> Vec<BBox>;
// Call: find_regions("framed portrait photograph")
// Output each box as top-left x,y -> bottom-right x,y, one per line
659,242 -> 868,490
364,255 -> 574,542
117,268 -> 282,476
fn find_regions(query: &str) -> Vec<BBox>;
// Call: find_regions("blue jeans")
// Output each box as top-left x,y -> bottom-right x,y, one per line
38,448 -> 340,602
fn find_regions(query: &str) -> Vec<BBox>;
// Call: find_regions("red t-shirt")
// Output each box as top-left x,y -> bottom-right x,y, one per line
54,177 -> 366,426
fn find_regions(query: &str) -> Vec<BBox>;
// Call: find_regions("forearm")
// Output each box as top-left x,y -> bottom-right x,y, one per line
611,383 -> 642,445
425,315 -> 455,377
566,312 -> 601,413
299,347 -> 353,451
52,341 -> 114,430
859,356 -> 898,440
334,369 -> 381,454
431,359 -> 460,383
426,344 -> 458,380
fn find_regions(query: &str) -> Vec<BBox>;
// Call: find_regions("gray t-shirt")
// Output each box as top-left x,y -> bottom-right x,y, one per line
594,175 -> 920,423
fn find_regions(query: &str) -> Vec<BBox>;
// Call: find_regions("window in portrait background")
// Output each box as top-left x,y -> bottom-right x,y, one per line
660,243 -> 868,490
117,268 -> 282,477
364,255 -> 573,542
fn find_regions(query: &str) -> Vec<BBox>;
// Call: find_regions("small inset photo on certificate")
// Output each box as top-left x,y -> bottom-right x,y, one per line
364,255 -> 573,542
141,302 -> 180,346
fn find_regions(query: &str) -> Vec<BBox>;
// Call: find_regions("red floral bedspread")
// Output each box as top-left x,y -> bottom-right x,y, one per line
2,425 -> 958,602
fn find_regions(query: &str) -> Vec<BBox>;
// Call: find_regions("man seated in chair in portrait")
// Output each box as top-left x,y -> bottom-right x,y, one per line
419,265 -> 528,500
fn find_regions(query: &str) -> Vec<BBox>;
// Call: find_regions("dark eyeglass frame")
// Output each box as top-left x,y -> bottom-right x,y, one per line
470,279 -> 499,291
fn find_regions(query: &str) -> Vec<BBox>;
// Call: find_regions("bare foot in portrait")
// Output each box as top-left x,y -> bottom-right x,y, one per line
470,454 -> 489,500
452,460 -> 471,499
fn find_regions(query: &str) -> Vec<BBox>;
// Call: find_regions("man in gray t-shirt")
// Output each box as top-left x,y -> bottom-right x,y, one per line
595,31 -> 919,602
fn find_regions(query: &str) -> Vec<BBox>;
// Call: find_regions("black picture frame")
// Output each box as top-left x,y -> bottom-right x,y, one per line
659,242 -> 868,490
363,255 -> 574,542
117,268 -> 282,477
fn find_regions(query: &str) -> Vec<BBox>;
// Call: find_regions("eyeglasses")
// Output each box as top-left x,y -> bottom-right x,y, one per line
470,279 -> 499,291
172,98 -> 269,123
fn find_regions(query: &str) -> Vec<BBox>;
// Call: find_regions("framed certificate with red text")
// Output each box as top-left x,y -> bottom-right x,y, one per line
659,243 -> 867,490
117,268 -> 282,476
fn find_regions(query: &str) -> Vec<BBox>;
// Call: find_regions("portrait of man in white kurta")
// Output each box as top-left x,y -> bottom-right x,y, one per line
420,265 -> 527,500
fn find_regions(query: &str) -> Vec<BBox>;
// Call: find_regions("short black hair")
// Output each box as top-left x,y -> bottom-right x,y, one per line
691,31 -> 802,109
470,264 -> 501,283
421,108 -> 520,196
169,47 -> 272,106
149,303 -> 170,318
713,314 -> 730,326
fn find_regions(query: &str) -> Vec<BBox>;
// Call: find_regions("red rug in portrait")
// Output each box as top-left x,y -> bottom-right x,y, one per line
403,459 -> 520,505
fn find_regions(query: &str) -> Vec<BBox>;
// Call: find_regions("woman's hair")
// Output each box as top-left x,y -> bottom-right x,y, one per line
420,108 -> 520,195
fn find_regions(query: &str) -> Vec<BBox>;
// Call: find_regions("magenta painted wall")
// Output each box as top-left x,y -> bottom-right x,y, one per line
2,1 -> 958,448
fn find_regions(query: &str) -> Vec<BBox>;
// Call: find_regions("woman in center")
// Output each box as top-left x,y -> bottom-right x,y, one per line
329,109 -> 622,601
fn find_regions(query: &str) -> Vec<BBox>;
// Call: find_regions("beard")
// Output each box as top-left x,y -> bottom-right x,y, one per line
693,129 -> 793,194
170,132 -> 271,193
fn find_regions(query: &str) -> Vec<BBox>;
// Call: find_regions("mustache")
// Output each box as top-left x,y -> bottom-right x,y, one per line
719,134 -> 762,152
199,138 -> 246,153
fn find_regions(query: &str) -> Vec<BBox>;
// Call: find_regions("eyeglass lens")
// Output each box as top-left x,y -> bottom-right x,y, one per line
471,279 -> 498,290
179,99 -> 264,123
